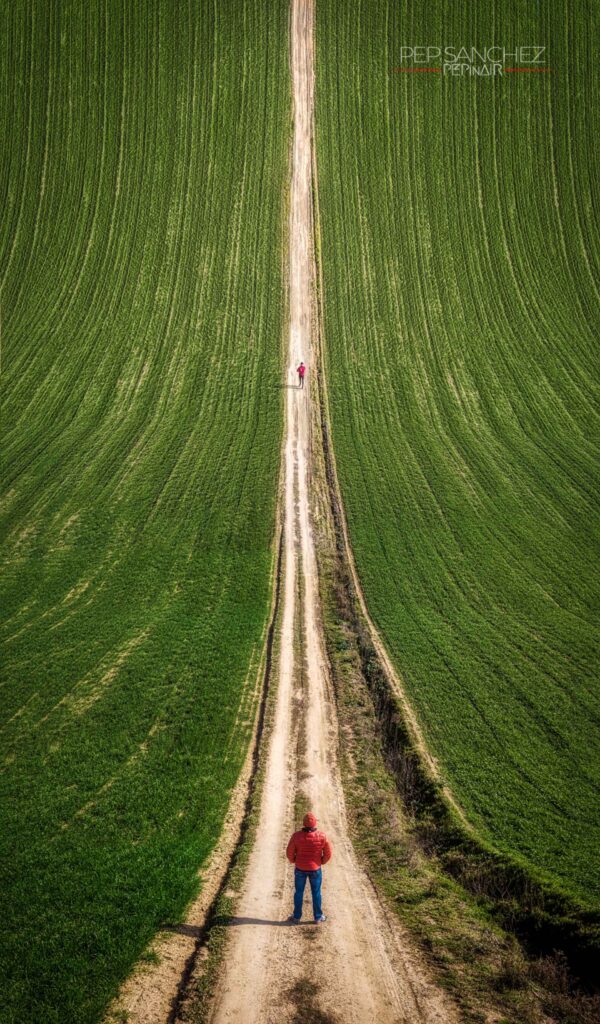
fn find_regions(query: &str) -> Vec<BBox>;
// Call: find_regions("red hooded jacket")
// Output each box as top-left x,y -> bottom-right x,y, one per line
286,827 -> 332,871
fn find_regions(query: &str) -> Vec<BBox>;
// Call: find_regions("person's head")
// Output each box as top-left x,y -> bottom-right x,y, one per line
299,361 -> 304,367
303,812 -> 317,830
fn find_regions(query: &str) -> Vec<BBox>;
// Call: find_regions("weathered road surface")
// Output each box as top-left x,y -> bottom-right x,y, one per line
206,2 -> 458,1021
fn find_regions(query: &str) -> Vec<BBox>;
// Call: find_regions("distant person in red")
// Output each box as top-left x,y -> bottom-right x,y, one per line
297,361 -> 306,388
286,812 -> 332,923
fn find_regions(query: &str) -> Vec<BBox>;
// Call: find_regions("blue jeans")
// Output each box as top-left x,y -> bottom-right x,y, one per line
293,867 -> 323,920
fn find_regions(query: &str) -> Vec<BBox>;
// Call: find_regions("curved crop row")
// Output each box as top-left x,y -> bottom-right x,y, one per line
315,0 -> 599,909
0,2 -> 288,1021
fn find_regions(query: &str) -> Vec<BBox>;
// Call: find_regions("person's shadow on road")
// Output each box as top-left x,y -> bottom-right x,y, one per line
163,917 -> 304,939
212,915 -> 312,927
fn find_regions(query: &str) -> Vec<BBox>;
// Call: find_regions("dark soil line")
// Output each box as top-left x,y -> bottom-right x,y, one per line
167,519 -> 285,1024
309,132 -> 600,992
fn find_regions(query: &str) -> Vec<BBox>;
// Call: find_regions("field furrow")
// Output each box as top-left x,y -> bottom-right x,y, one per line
0,3 -> 289,1022
315,0 -> 600,908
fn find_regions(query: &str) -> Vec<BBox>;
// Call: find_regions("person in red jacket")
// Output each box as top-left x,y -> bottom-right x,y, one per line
286,812 -> 332,923
297,361 -> 306,388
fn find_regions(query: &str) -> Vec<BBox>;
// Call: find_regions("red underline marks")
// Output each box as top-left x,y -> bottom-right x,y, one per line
392,66 -> 553,75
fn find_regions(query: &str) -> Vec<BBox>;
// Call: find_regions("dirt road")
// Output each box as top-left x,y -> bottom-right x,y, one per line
205,2 -> 457,1022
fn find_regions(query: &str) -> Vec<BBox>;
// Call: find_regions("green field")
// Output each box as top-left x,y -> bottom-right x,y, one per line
315,0 -> 600,908
0,1 -> 288,1021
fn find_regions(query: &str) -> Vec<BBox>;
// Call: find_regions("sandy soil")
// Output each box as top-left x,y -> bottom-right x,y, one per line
205,3 -> 458,1021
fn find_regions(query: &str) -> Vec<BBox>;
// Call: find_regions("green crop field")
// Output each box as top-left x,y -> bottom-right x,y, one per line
315,0 -> 599,908
0,1 -> 288,1021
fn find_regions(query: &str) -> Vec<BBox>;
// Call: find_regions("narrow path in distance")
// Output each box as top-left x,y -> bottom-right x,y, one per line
206,2 -> 457,1020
